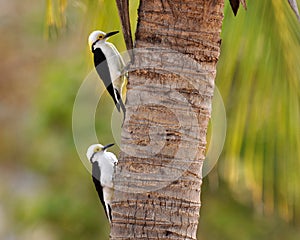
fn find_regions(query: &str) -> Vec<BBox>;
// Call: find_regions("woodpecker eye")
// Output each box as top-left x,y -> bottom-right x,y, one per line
94,146 -> 101,152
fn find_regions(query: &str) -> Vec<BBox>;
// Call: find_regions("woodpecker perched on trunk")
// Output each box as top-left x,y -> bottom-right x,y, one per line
88,30 -> 126,118
86,143 -> 118,223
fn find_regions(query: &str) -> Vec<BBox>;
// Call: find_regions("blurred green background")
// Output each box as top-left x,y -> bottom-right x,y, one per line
0,0 -> 299,239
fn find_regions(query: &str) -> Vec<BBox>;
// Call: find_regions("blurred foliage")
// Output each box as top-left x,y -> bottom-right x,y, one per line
0,0 -> 300,239
45,0 -> 67,38
199,178 -> 300,240
217,0 -> 300,225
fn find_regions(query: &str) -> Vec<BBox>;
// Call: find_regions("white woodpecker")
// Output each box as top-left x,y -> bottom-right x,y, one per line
86,143 -> 118,223
88,30 -> 127,118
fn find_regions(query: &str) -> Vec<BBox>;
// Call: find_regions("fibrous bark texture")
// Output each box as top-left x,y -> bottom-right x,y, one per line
111,1 -> 224,239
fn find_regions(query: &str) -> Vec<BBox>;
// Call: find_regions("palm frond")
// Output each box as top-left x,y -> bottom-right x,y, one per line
218,0 -> 300,223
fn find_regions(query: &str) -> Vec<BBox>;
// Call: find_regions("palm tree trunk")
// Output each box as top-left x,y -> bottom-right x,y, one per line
111,0 -> 224,239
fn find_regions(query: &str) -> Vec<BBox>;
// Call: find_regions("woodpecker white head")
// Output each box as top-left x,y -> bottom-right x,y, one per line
88,30 -> 119,50
87,29 -> 126,119
86,143 -> 118,223
86,143 -> 115,163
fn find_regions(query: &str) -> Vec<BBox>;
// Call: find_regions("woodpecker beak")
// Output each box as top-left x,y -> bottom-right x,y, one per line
104,31 -> 119,39
102,143 -> 114,150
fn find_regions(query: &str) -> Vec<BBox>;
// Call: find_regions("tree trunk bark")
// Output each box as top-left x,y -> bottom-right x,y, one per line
111,0 -> 224,239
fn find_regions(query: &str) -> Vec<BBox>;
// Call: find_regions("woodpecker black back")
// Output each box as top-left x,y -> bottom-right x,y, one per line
92,161 -> 111,221
92,47 -> 121,111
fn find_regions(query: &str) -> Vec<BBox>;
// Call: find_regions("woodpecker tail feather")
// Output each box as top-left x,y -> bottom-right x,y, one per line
107,204 -> 112,223
115,89 -> 126,124
115,101 -> 121,112
120,99 -> 126,124
118,95 -> 126,118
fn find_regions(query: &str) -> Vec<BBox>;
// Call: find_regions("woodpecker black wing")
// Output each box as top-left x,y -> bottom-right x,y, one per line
92,47 -> 121,112
92,162 -> 111,221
